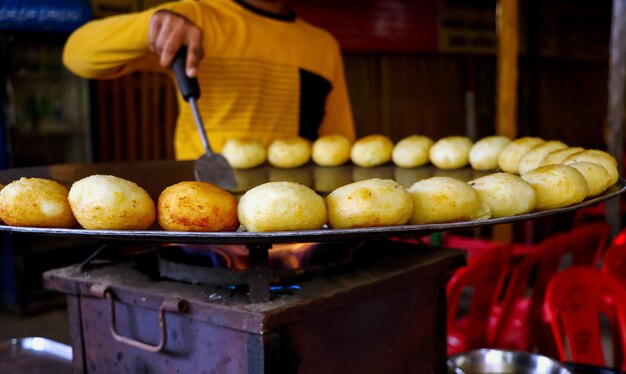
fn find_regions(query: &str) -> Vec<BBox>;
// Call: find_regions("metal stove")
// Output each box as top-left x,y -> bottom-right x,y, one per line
44,239 -> 463,373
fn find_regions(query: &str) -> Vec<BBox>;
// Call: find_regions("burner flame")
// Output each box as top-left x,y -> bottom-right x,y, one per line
271,243 -> 319,269
165,242 -> 322,270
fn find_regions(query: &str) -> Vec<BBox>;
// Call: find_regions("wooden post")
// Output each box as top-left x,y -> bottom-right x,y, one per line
493,0 -> 520,243
496,0 -> 519,139
606,0 -> 626,237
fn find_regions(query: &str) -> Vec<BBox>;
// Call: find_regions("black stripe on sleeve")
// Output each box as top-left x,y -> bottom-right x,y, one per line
234,0 -> 296,21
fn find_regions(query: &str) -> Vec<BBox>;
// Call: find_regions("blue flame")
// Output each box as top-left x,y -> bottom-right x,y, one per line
227,285 -> 301,291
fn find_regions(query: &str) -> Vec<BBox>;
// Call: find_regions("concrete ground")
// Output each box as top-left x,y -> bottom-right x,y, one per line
0,306 -> 70,345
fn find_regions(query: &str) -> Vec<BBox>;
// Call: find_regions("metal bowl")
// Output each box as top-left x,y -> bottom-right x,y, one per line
448,349 -> 571,374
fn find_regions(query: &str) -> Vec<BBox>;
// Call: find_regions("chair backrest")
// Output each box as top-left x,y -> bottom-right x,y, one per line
545,266 -> 626,371
447,244 -> 512,351
441,234 -> 510,260
490,233 -> 565,350
559,222 -> 611,267
603,242 -> 626,288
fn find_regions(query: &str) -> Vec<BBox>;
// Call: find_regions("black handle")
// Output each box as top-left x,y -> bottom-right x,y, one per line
172,46 -> 200,102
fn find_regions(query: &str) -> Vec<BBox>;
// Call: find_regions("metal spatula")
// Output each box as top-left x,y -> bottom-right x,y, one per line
172,47 -> 237,190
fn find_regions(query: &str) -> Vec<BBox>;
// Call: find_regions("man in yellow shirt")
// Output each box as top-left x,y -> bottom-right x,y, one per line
63,0 -> 356,160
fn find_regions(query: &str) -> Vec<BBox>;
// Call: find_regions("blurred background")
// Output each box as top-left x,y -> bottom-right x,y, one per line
0,0 -> 623,364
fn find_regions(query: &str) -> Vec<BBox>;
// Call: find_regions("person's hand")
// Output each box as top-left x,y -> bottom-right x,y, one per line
149,10 -> 204,77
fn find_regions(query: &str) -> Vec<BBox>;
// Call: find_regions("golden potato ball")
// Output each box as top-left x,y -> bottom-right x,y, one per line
0,177 -> 77,228
468,172 -> 536,218
158,181 -> 239,232
563,149 -> 619,186
326,178 -> 413,229
350,135 -> 394,168
469,136 -> 512,171
312,134 -> 352,167
429,136 -> 473,170
392,135 -> 434,168
222,138 -> 266,169
539,147 -> 585,167
566,161 -> 612,197
68,175 -> 156,230
267,136 -> 311,169
498,137 -> 545,174
237,181 -> 326,232
473,201 -> 493,221
521,165 -> 589,211
517,140 -> 568,175
407,176 -> 490,224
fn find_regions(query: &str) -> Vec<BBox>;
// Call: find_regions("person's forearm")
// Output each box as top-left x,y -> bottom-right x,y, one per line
63,10 -> 159,79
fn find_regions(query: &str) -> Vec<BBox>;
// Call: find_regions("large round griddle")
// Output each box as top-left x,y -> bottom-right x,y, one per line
0,160 -> 623,244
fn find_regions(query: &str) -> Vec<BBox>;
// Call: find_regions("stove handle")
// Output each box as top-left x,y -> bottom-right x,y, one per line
90,284 -> 188,353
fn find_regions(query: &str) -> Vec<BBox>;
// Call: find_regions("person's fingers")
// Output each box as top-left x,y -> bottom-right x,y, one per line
148,11 -> 165,53
185,30 -> 204,77
148,19 -> 159,52
157,14 -> 186,67
148,10 -> 204,73
150,11 -> 175,58
160,30 -> 185,68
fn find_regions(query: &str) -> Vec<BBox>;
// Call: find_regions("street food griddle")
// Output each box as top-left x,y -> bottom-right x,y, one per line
0,160 -> 623,244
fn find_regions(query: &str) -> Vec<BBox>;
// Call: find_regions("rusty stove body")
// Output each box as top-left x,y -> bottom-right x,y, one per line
44,239 -> 463,374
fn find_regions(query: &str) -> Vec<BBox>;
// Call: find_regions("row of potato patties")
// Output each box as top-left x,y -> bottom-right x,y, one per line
222,133 -> 620,177
224,134 -> 421,169
344,134 -> 619,201
0,157 -> 615,233
0,176 -> 238,231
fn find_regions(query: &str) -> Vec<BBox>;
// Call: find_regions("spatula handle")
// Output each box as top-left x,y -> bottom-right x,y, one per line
172,46 -> 200,101
189,97 -> 213,154
171,46 -> 212,154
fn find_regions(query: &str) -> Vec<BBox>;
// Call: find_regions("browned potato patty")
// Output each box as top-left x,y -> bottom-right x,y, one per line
0,177 -> 77,228
158,181 -> 239,232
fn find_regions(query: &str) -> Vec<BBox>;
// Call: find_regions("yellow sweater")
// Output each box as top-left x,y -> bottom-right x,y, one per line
63,0 -> 356,159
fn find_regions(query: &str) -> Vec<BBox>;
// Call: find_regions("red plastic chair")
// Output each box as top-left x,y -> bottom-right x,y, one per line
440,233 -> 512,259
446,244 -> 512,355
574,200 -> 626,226
602,238 -> 626,287
491,223 -> 611,352
490,233 -> 566,352
545,267 -> 626,371
558,222 -> 611,267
